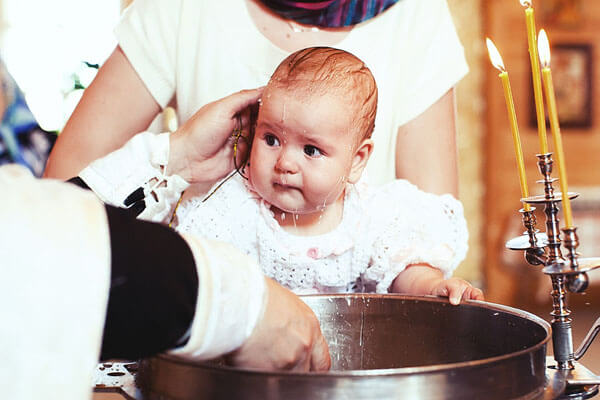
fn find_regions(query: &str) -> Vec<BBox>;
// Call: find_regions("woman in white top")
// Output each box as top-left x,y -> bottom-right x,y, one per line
80,47 -> 482,303
44,0 -> 468,198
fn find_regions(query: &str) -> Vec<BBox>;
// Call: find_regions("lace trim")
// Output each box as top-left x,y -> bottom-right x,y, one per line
173,176 -> 468,295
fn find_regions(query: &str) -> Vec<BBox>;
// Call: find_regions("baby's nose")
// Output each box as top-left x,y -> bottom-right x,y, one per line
275,150 -> 299,174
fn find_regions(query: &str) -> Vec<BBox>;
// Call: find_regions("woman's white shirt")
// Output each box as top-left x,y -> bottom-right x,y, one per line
115,0 -> 468,186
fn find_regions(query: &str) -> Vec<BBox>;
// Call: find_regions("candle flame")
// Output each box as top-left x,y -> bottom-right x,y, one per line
520,0 -> 532,7
486,38 -> 505,72
538,29 -> 551,68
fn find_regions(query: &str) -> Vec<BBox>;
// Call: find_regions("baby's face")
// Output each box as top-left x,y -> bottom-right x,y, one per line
248,86 -> 359,215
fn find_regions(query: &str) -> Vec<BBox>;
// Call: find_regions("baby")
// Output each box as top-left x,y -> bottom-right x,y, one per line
81,47 -> 483,304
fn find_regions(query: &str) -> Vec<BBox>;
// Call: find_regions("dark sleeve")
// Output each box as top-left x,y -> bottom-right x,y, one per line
100,204 -> 198,361
67,176 -> 90,189
67,176 -> 146,217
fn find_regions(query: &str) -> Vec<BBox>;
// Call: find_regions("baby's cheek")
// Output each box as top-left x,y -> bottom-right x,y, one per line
247,152 -> 258,181
313,182 -> 344,205
246,165 -> 259,193
246,161 -> 267,199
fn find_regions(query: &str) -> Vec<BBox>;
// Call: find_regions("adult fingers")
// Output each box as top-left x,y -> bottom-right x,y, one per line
220,87 -> 265,118
289,349 -> 311,372
287,323 -> 330,372
310,330 -> 331,372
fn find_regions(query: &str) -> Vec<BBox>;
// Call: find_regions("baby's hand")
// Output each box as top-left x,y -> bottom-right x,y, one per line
391,265 -> 484,305
430,278 -> 484,305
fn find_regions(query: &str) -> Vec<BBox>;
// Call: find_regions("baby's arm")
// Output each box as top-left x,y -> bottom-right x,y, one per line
390,264 -> 484,305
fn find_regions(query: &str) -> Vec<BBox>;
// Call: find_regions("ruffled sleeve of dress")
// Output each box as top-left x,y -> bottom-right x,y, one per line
360,180 -> 469,293
79,131 -> 189,224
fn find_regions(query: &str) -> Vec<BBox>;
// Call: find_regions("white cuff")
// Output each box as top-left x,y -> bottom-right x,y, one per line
170,235 -> 267,360
79,131 -> 189,222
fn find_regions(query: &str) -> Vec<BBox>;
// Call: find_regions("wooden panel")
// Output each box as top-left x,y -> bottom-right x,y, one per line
484,1 -> 600,306
448,0 -> 486,286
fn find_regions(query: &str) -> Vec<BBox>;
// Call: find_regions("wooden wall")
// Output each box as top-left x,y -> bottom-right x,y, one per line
448,0 -> 486,286
484,0 -> 600,306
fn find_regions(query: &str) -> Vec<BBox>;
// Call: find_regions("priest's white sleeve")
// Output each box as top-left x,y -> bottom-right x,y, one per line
171,235 -> 268,360
1,165 -> 111,400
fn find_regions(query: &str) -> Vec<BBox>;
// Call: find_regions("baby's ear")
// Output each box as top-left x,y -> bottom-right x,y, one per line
347,138 -> 373,184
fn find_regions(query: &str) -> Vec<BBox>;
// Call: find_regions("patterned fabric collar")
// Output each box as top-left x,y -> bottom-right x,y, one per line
258,0 -> 401,27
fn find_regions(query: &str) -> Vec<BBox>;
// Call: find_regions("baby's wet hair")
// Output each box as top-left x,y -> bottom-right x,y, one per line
267,47 -> 378,143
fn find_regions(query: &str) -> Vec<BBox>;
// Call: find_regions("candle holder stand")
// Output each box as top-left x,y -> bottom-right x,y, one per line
506,152 -> 600,399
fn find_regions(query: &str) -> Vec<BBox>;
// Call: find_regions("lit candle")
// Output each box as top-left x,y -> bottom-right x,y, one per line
486,38 -> 531,211
520,0 -> 548,154
538,29 -> 573,228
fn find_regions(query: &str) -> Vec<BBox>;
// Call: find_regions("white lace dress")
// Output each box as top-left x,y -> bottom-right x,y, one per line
81,132 -> 469,294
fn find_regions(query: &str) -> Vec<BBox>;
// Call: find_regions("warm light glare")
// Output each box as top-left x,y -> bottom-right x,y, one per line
520,0 -> 532,7
1,0 -> 121,131
486,38 -> 505,71
538,29 -> 551,68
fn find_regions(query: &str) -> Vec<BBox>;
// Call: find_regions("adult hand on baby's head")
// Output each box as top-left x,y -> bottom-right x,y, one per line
168,87 -> 263,188
430,277 -> 485,306
227,278 -> 331,372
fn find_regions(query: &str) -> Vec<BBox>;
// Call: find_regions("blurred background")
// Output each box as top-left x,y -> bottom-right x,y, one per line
449,0 -> 600,374
1,0 -> 598,374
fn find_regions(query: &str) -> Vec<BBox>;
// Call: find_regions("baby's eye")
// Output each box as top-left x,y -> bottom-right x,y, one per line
264,134 -> 280,147
304,145 -> 322,157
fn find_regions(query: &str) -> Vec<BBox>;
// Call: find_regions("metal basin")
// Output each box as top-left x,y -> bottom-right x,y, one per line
136,294 -> 553,399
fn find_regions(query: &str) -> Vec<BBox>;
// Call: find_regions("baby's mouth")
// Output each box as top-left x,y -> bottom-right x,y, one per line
273,181 -> 299,191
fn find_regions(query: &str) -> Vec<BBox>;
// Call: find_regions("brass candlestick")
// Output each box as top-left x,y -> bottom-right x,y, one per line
506,152 -> 600,399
